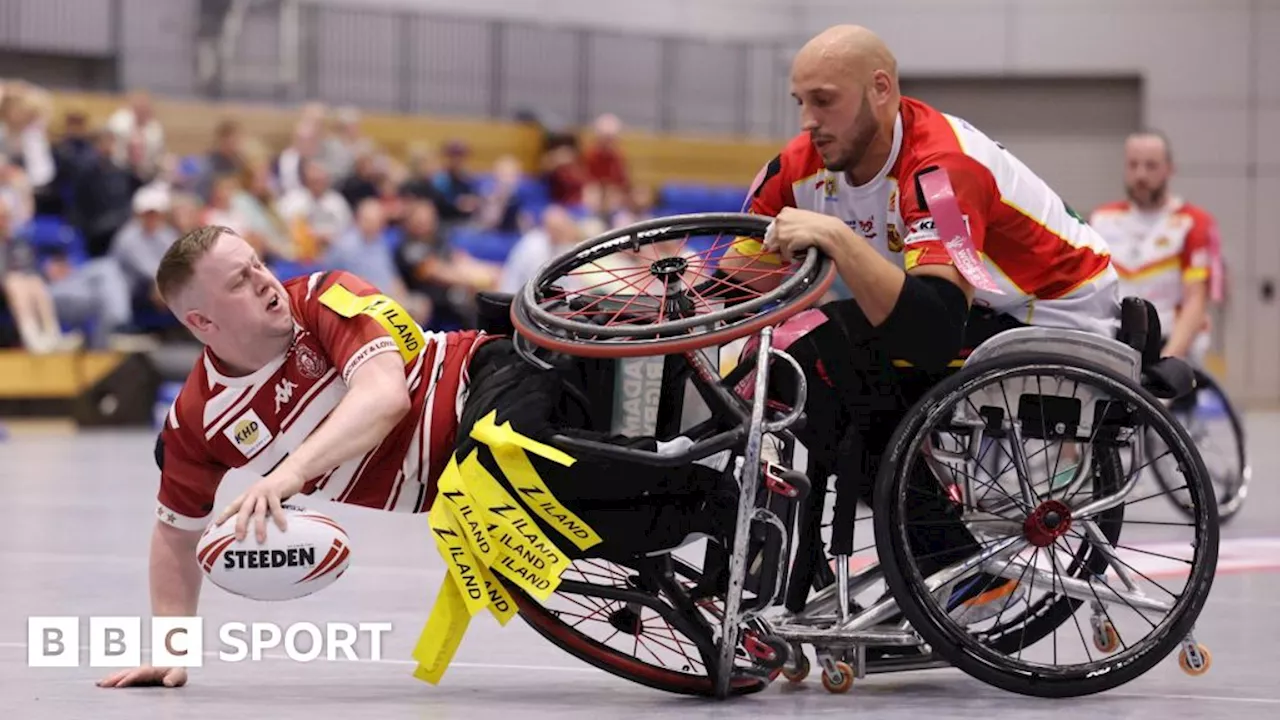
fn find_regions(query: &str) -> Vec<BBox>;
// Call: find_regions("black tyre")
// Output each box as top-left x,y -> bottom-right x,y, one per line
874,353 -> 1219,698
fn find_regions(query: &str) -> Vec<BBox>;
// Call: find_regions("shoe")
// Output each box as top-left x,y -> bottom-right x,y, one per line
947,575 -> 1026,625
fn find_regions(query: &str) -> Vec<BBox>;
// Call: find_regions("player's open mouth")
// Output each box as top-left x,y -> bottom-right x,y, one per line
267,294 -> 281,311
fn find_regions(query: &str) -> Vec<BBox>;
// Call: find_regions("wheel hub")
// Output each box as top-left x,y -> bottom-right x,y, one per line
1023,499 -> 1073,547
608,606 -> 644,635
649,255 -> 689,278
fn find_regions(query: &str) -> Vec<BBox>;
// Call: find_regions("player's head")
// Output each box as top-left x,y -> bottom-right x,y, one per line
1124,130 -> 1174,209
790,25 -> 900,175
155,226 -> 295,371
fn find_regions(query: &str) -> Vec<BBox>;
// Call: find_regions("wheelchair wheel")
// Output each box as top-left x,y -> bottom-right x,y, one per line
874,353 -> 1219,698
510,552 -> 772,697
1150,368 -> 1249,524
511,213 -> 835,358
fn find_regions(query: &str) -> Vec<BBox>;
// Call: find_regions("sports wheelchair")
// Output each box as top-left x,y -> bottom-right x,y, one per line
493,213 -> 1220,699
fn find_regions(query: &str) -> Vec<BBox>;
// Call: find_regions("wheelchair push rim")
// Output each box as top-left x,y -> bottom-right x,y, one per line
511,213 -> 836,358
874,353 -> 1219,698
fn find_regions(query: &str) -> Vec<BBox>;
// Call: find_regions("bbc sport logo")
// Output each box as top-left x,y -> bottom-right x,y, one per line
27,616 -> 392,667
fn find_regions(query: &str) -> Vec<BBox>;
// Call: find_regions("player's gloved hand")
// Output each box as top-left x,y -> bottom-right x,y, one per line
97,665 -> 188,688
215,467 -> 307,543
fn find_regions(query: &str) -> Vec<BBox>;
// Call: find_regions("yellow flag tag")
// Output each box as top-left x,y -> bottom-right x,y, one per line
459,451 -> 570,574
428,502 -> 489,617
437,458 -> 498,567
318,282 -> 426,363
411,579 -> 470,684
476,561 -> 518,626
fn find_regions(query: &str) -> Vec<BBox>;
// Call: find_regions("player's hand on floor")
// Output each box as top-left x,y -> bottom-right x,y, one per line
216,469 -> 306,543
97,665 -> 187,688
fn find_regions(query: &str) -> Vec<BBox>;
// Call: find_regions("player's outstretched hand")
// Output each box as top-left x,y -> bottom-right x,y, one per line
216,469 -> 306,543
97,665 -> 188,688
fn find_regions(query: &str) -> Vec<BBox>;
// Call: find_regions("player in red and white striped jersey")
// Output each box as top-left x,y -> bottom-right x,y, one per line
1089,131 -> 1221,363
719,25 -> 1124,627
100,226 -> 732,689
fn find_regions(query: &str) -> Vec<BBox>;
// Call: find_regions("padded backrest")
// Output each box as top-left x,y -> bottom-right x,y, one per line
475,292 -> 515,336
1118,297 -> 1164,366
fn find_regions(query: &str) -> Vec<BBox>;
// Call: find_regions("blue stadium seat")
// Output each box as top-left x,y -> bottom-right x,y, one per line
449,228 -> 520,264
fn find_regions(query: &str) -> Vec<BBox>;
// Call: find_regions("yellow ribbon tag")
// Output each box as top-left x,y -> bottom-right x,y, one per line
318,283 -> 426,363
428,502 -> 489,617
437,457 -> 498,567
411,578 -> 470,685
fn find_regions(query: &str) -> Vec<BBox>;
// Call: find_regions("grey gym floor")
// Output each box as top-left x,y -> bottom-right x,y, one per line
4,414 -> 1280,720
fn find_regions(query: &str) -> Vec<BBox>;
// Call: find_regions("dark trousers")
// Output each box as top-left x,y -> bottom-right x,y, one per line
775,299 -> 1026,574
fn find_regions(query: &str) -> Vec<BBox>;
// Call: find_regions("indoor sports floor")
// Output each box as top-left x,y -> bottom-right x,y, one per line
5,413 -> 1280,720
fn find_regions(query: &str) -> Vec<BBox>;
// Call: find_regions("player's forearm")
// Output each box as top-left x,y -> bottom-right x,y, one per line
273,354 -> 411,487
150,521 -> 203,618
1164,284 -> 1208,358
828,228 -> 906,326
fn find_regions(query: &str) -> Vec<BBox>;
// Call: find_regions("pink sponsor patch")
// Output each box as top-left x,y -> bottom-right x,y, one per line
733,308 -> 828,400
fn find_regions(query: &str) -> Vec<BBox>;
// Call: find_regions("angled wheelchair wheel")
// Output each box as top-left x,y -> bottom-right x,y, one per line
510,552 -> 772,697
874,353 -> 1219,698
511,213 -> 835,358
1150,368 -> 1249,524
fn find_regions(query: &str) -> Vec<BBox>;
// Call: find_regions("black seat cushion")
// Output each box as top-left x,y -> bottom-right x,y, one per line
476,291 -> 515,336
1142,357 -> 1197,400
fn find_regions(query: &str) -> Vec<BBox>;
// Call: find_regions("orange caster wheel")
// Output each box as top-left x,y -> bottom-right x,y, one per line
1093,621 -> 1120,653
782,652 -> 810,683
821,660 -> 854,694
1179,643 -> 1211,676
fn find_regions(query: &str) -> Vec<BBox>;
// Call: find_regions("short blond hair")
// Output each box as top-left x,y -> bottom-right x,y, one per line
155,225 -> 235,305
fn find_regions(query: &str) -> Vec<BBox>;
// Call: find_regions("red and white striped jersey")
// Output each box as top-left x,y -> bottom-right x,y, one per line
1088,198 -> 1217,334
748,96 -> 1120,337
154,270 -> 489,532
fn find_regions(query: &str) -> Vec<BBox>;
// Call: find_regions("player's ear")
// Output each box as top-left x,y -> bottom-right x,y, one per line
184,309 -> 213,333
870,69 -> 893,102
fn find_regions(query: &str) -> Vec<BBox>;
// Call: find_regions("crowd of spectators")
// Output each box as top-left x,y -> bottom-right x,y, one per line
0,81 -> 656,354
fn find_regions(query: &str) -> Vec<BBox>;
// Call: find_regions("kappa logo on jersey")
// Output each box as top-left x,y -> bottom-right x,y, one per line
274,378 -> 298,413
294,344 -> 328,380
224,409 -> 273,457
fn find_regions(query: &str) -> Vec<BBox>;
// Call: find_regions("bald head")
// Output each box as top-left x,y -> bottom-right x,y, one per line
790,25 -> 901,181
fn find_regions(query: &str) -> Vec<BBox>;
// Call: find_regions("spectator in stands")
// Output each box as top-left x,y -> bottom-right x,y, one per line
321,106 -> 369,181
170,192 -> 203,236
231,161 -> 294,261
197,118 -> 244,200
432,140 -> 481,223
498,204 -> 581,295
0,200 -> 75,352
275,158 -> 352,262
50,110 -> 97,216
106,90 -> 165,179
394,200 -> 496,329
325,198 -> 429,322
44,245 -> 134,351
110,185 -> 179,304
474,155 -> 528,234
541,132 -> 587,206
72,130 -> 143,257
337,148 -> 382,210
275,121 -> 319,196
583,113 -> 629,194
399,142 -> 450,212
376,156 -> 409,229
0,82 -> 55,189
0,154 -> 33,230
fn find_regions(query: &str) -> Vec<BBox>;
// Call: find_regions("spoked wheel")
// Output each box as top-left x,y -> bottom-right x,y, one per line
511,551 -> 773,697
1149,368 -> 1249,524
511,213 -> 835,358
874,353 -> 1219,698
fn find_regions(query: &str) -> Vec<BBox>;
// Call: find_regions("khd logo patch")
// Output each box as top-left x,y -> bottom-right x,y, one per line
225,409 -> 272,457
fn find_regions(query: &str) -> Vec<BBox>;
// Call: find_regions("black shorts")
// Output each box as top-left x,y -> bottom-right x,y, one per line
453,338 -> 731,561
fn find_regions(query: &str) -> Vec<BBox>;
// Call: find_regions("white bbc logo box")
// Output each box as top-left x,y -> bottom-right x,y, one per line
28,617 -> 391,667
29,616 -> 204,668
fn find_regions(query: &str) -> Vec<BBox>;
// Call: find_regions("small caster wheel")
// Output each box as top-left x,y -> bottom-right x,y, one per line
821,660 -> 854,694
782,651 -> 810,683
1179,644 -> 1212,676
1093,621 -> 1119,653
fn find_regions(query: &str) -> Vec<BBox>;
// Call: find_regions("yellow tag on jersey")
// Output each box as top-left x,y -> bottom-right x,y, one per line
318,283 -> 425,363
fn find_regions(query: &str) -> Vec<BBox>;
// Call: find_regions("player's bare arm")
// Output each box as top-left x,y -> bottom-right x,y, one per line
218,350 -> 411,542
1164,278 -> 1209,359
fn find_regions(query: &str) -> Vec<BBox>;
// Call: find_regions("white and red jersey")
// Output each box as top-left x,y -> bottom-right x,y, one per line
1088,198 -> 1217,335
154,270 -> 489,532
747,96 -> 1120,338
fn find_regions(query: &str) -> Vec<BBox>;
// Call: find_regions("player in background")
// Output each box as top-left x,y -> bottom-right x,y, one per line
716,24 -> 1123,624
1089,131 -> 1222,364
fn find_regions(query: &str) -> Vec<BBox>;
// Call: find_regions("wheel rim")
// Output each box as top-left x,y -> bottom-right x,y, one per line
512,213 -> 835,358
887,360 -> 1217,684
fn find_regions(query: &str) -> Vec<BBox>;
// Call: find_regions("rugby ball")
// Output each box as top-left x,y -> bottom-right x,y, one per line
196,505 -> 352,601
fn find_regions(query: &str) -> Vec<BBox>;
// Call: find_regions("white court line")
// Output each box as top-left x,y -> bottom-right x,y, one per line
0,642 -> 601,674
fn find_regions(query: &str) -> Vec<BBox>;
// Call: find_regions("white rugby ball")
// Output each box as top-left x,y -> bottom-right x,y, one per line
197,505 -> 352,601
